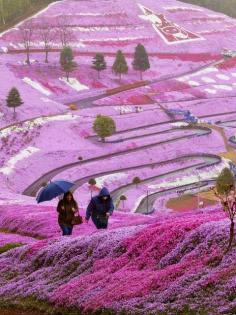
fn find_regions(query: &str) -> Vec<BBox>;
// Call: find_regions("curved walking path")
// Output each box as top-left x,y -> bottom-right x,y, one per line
109,155 -> 220,205
23,126 -> 212,196
71,153 -> 219,193
92,126 -> 210,143
135,180 -> 215,214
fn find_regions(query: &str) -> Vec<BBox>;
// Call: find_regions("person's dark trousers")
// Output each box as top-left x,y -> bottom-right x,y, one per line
92,215 -> 108,229
60,225 -> 73,236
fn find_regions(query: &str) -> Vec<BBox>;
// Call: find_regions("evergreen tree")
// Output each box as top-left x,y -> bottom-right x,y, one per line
132,44 -> 150,80
93,115 -> 116,142
60,46 -> 77,82
92,53 -> 106,78
112,50 -> 128,83
6,87 -> 23,117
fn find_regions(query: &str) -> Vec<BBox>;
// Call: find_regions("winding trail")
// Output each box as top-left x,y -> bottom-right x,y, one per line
109,156 -> 220,206
135,180 -> 215,214
71,153 -> 219,193
23,126 -> 212,196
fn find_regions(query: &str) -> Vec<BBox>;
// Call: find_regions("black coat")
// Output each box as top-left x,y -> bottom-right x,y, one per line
57,200 -> 78,227
86,187 -> 114,220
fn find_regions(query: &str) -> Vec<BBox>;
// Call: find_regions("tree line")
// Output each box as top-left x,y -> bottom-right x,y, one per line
0,0 -> 56,27
60,44 -> 150,83
180,0 -> 236,18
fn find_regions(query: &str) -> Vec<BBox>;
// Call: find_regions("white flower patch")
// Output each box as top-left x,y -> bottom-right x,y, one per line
201,77 -> 216,83
18,59 -> 38,65
0,114 -> 79,138
213,85 -> 233,91
216,74 -> 230,81
0,47 -> 8,53
171,122 -> 189,127
95,173 -> 127,188
178,67 -> 218,83
164,6 -> 203,12
148,158 -> 231,191
204,88 -> 217,94
40,97 -> 59,105
188,80 -> 200,86
81,36 -> 148,42
59,77 -> 89,92
0,146 -> 40,175
114,106 -> 133,113
23,77 -> 51,96
231,73 -> 236,77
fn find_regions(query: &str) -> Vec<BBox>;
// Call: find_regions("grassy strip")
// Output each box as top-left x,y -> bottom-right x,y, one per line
0,243 -> 23,254
0,297 -> 211,315
0,228 -> 45,240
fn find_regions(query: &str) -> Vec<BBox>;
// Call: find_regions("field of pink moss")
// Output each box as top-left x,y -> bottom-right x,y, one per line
0,209 -> 234,315
0,0 -> 236,313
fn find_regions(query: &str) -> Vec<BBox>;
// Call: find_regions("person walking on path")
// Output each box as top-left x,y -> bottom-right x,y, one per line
85,187 -> 114,229
57,191 -> 79,236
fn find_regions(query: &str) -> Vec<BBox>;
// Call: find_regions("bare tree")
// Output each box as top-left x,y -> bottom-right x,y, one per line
19,20 -> 35,65
213,167 -> 236,252
38,18 -> 56,63
56,15 -> 74,48
214,187 -> 236,252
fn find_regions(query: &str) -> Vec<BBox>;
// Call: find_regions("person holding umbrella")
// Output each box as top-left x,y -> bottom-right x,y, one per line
57,191 -> 79,236
85,187 -> 114,229
36,180 -> 81,236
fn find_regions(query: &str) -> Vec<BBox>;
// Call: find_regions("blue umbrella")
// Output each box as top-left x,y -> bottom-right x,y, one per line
36,180 -> 75,203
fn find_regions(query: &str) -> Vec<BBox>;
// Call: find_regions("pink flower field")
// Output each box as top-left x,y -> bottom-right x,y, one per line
0,0 -> 236,314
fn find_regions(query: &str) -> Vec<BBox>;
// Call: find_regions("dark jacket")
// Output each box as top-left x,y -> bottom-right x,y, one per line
57,200 -> 78,227
86,187 -> 114,220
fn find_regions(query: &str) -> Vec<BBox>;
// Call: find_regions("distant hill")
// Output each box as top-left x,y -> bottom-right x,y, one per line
180,0 -> 236,18
0,0 -> 56,31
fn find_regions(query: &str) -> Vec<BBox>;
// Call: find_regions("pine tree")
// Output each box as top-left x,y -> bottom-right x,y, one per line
60,46 -> 77,82
92,53 -> 106,78
93,115 -> 116,142
112,50 -> 128,83
6,87 -> 23,117
132,44 -> 150,80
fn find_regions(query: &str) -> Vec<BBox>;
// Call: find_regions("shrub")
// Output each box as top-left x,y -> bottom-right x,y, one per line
93,115 -> 116,142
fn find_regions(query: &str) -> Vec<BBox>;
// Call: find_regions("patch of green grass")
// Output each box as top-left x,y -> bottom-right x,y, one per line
0,228 -> 45,240
0,243 -> 24,254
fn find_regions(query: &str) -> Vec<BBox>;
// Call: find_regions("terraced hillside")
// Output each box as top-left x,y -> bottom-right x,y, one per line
0,0 -> 235,314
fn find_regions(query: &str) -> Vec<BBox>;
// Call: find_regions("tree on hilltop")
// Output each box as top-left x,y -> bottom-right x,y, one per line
112,50 -> 128,83
6,87 -> 23,117
60,46 -> 77,81
132,44 -> 150,80
92,53 -> 107,79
